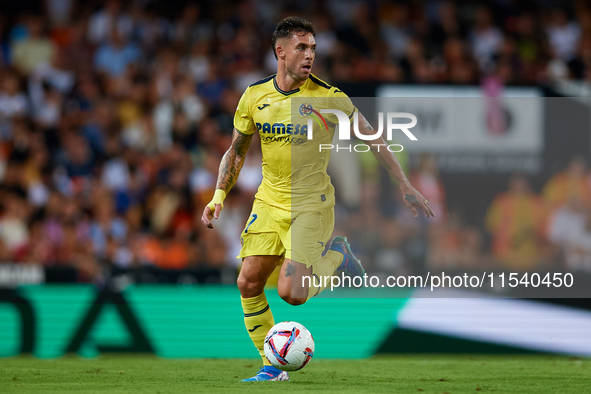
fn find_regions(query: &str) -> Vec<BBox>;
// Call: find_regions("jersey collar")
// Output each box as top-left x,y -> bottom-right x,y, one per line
273,76 -> 302,96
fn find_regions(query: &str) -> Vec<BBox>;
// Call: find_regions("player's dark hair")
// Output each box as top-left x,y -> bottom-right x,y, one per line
271,17 -> 315,60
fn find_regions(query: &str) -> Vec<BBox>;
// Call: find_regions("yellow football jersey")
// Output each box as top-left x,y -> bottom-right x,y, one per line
233,74 -> 355,212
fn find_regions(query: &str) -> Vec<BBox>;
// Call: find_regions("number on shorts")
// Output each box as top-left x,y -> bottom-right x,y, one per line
244,214 -> 258,233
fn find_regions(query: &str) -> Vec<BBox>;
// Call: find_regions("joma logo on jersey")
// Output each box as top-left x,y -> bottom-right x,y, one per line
256,122 -> 309,135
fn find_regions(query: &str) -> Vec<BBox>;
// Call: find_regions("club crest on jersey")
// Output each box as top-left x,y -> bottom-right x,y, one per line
299,103 -> 313,116
299,103 -> 328,131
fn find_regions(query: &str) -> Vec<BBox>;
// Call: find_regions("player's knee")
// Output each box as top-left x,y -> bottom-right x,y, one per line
278,287 -> 307,306
282,295 -> 307,306
237,275 -> 265,298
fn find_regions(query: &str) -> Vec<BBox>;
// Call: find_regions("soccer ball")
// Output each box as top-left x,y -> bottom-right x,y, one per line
264,321 -> 315,371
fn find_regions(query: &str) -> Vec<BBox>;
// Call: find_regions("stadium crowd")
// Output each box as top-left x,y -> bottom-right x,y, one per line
0,0 -> 591,282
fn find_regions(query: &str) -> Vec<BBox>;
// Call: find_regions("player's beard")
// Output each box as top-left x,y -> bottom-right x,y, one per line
287,62 -> 312,82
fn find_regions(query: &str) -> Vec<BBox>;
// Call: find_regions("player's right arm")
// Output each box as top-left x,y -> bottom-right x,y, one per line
329,87 -> 433,218
201,129 -> 253,229
356,112 -> 434,218
202,87 -> 257,229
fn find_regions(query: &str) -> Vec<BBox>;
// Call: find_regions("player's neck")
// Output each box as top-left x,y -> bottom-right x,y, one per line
275,67 -> 306,92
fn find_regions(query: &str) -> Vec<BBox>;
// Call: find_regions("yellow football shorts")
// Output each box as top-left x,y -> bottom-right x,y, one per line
237,198 -> 334,268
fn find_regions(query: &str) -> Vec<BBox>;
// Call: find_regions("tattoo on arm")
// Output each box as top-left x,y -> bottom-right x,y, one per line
404,194 -> 420,205
284,263 -> 296,278
216,130 -> 253,193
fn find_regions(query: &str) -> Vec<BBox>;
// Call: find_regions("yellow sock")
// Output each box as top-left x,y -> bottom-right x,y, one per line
307,250 -> 343,298
241,293 -> 275,366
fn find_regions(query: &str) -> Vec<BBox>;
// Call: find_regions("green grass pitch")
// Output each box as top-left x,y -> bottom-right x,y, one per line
1,355 -> 589,393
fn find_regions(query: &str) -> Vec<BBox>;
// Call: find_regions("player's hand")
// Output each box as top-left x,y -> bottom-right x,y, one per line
201,189 -> 226,229
401,185 -> 435,218
201,204 -> 223,229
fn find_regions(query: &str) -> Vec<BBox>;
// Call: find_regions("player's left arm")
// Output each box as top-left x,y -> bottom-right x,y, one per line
356,112 -> 435,218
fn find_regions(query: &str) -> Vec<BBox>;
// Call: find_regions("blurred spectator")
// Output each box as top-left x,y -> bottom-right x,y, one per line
547,196 -> 587,248
546,8 -> 581,61
568,35 -> 591,79
196,60 -> 229,106
29,53 -> 74,129
0,73 -> 27,138
470,6 -> 503,71
12,16 -> 56,75
153,75 -> 206,152
60,132 -> 95,180
94,29 -> 141,77
62,20 -> 95,74
101,144 -> 130,193
0,191 -> 29,257
563,207 -> 591,271
542,156 -> 591,211
429,2 -> 466,54
90,190 -> 127,258
122,110 -> 157,153
180,40 -> 212,84
485,174 -> 547,270
313,15 -> 338,59
380,2 -> 412,58
233,57 -> 266,92
45,0 -> 75,27
88,0 -> 133,44
23,133 -> 51,208
172,4 -> 213,48
133,4 -> 172,50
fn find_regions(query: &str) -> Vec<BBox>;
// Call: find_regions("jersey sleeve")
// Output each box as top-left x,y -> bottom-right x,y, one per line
330,87 -> 357,122
233,88 -> 257,135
